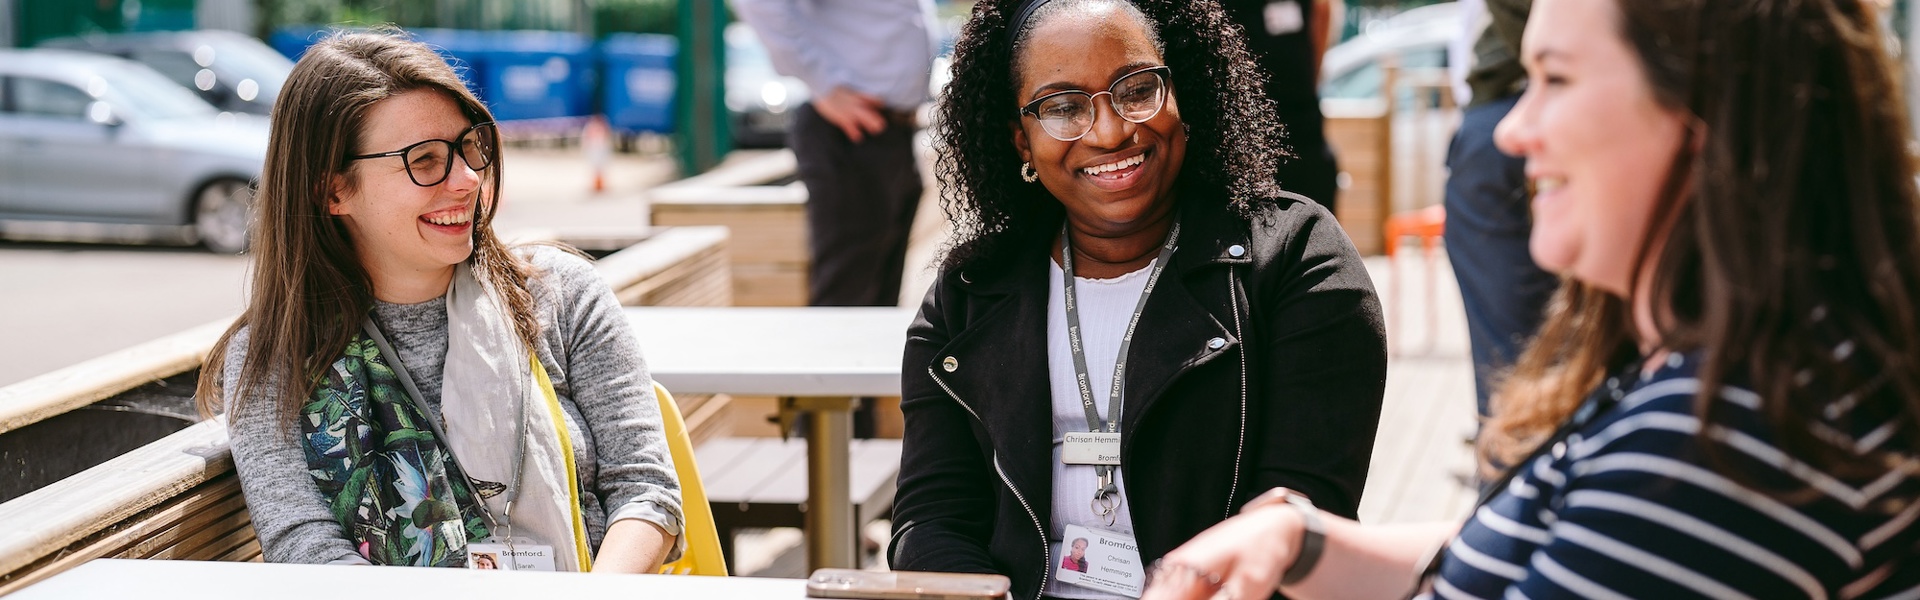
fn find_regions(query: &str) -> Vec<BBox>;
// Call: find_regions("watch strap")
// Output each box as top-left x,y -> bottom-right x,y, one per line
1279,492 -> 1325,586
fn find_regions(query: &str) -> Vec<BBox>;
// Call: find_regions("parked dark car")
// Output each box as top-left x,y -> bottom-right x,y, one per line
41,29 -> 294,116
0,49 -> 266,253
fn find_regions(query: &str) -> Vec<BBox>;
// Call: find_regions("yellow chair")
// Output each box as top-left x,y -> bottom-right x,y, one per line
654,382 -> 729,576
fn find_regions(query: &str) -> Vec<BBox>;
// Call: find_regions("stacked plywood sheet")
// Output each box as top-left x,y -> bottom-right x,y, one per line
1324,97 -> 1393,256
648,151 -> 810,308
651,184 -> 808,307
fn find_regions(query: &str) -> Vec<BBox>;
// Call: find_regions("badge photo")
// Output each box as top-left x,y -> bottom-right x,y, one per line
1056,524 -> 1147,598
468,540 -> 558,571
467,549 -> 507,570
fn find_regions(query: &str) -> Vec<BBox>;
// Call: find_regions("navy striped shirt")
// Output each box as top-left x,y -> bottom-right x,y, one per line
1428,352 -> 1920,599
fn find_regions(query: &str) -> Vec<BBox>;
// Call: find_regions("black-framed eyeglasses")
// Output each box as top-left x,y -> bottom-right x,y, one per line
346,121 -> 497,187
1018,66 -> 1172,142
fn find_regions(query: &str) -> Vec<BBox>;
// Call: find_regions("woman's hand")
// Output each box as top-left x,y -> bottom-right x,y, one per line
1142,502 -> 1303,600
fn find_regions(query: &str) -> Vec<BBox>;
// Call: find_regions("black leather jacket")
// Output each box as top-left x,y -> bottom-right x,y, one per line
890,197 -> 1388,600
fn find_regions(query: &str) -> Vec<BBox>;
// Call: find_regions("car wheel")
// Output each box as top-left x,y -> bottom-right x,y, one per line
194,178 -> 254,254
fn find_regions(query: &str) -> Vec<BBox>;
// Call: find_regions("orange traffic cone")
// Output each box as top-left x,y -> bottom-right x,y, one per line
584,115 -> 612,194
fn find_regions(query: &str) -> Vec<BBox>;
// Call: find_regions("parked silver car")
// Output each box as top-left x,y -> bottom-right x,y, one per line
40,29 -> 295,117
0,49 -> 265,253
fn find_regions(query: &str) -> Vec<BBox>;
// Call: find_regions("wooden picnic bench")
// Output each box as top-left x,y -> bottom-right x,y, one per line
694,436 -> 901,568
0,227 -> 733,593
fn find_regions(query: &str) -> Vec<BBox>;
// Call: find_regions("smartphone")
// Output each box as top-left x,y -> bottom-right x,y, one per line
804,568 -> 1012,600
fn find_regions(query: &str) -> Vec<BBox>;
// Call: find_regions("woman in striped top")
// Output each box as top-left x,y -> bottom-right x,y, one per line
1139,0 -> 1920,598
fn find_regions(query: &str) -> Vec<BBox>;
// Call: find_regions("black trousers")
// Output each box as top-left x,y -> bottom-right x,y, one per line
789,102 -> 924,308
790,101 -> 923,438
1443,95 -> 1557,418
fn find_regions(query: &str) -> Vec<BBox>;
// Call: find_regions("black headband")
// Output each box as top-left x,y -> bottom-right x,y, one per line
1007,0 -> 1058,51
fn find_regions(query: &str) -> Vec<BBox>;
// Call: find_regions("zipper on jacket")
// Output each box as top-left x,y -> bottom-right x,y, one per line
928,365 -> 1052,600
1226,266 -> 1248,517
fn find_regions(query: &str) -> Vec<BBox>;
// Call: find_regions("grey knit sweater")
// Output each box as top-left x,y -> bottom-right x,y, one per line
223,246 -> 685,565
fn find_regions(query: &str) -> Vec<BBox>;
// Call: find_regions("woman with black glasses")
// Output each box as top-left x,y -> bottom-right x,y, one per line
195,30 -> 682,572
891,0 -> 1386,598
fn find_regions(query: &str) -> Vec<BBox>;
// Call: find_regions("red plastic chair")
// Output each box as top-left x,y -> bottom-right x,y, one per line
1383,205 -> 1446,355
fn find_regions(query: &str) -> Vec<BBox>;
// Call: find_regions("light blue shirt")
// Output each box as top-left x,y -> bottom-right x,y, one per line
730,0 -> 938,111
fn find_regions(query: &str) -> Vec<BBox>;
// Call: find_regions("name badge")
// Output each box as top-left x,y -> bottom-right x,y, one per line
1265,0 -> 1305,36
1056,524 -> 1147,598
468,538 -> 557,571
1062,432 -> 1122,465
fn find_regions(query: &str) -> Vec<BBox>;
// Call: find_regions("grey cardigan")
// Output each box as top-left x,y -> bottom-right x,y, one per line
223,246 -> 685,565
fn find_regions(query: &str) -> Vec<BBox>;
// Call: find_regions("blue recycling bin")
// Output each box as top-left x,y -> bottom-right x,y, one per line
475,30 -> 593,121
268,26 -> 327,60
407,28 -> 489,99
598,34 -> 677,134
266,27 -> 486,100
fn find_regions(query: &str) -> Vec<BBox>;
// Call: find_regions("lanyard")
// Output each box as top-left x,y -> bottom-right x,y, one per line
1059,219 -> 1180,522
361,319 -> 529,545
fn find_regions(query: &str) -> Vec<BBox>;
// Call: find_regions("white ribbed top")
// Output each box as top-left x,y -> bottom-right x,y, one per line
1043,257 -> 1154,600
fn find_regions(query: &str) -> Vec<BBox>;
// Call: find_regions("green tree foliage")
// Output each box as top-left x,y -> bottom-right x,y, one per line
594,0 -> 679,37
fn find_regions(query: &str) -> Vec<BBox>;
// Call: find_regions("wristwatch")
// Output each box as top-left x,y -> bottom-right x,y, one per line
1248,488 -> 1326,586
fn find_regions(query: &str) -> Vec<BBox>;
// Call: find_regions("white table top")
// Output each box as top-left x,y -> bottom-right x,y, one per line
14,559 -> 808,599
626,307 -> 917,397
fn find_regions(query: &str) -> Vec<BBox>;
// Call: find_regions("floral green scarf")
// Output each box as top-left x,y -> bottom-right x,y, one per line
299,333 -> 491,566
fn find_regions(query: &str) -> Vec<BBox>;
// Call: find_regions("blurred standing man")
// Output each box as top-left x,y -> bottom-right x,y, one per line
731,0 -> 937,309
1443,0 -> 1555,425
733,0 -> 935,438
1222,0 -> 1341,212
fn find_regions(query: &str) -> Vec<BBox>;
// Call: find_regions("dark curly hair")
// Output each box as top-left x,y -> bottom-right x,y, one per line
935,0 -> 1290,271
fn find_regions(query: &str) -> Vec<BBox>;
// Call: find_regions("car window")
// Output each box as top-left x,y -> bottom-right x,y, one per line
131,49 -> 206,91
11,77 -> 94,119
1318,44 -> 1450,100
91,61 -> 218,120
203,39 -> 293,94
725,24 -> 774,71
1401,47 -> 1447,70
1321,61 -> 1383,100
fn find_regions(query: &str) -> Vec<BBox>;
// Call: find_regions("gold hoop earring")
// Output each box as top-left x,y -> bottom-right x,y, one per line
1021,162 -> 1038,183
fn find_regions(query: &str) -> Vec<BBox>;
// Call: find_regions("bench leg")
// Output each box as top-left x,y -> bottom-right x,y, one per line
718,526 -> 738,574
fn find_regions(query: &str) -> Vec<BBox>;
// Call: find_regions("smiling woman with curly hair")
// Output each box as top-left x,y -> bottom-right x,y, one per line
890,0 -> 1387,598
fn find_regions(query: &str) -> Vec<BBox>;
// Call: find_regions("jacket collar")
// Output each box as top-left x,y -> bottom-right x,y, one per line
929,203 -> 1248,506
951,204 -> 1253,294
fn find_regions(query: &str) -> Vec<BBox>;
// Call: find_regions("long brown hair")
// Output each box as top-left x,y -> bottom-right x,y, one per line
195,30 -> 542,419
1484,0 -> 1920,490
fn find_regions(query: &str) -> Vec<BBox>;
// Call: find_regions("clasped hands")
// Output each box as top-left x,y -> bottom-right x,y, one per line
1141,488 -> 1307,600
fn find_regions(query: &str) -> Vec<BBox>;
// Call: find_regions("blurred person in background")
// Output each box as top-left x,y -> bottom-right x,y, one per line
1221,0 -> 1341,214
1443,0 -> 1556,436
732,0 -> 939,438
730,0 -> 936,310
197,31 -> 683,572
1142,0 -> 1920,597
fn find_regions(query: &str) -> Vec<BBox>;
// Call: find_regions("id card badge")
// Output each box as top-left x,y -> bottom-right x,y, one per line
1055,524 -> 1147,598
1061,432 -> 1122,465
1264,0 -> 1305,35
468,537 -> 557,571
